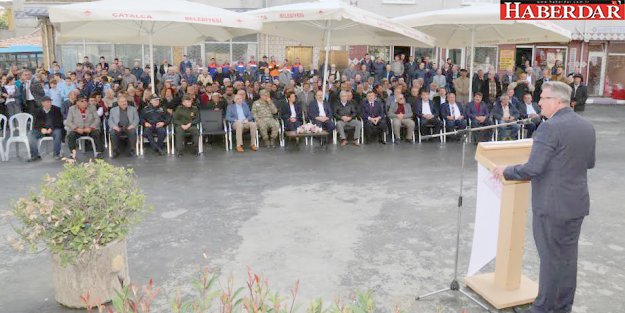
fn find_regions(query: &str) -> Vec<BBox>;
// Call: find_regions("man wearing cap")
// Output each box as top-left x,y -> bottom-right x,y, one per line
173,95 -> 201,156
251,89 -> 280,148
205,92 -> 227,115
570,74 -> 588,112
141,95 -> 170,155
65,95 -> 103,158
108,96 -> 139,158
27,96 -> 64,161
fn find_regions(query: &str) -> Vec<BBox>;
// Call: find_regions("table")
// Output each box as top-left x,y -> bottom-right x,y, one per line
284,130 -> 330,148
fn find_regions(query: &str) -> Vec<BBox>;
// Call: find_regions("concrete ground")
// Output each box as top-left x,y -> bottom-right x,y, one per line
1,105 -> 624,313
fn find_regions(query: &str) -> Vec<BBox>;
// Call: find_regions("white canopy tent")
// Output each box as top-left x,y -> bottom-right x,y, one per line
247,0 -> 435,96
48,0 -> 262,93
394,3 -> 571,98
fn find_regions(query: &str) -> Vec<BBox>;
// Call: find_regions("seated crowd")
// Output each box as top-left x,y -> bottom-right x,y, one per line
0,52 -> 584,161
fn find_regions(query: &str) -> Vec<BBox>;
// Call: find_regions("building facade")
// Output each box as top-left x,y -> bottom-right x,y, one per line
4,0 -> 625,97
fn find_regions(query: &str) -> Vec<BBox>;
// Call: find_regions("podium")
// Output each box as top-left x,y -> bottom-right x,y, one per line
465,139 -> 539,309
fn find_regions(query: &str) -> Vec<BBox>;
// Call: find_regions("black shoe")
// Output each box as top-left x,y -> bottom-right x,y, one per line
393,139 -> 400,144
177,152 -> 183,157
379,139 -> 386,145
27,156 -> 42,162
128,150 -> 135,157
196,152 -> 202,156
156,148 -> 164,156
111,151 -> 119,159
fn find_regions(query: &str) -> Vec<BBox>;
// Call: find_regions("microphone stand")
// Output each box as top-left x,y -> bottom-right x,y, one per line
415,118 -> 532,312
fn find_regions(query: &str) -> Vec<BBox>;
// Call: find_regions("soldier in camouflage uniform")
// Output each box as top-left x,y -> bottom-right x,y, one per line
251,89 -> 279,147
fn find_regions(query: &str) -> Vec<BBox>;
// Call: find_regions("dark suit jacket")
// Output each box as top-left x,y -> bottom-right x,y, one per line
504,107 -> 595,219
466,101 -> 490,120
279,101 -> 302,122
491,103 -> 520,121
414,99 -> 440,119
440,102 -> 466,120
533,78 -> 549,102
22,78 -> 45,102
361,99 -> 386,120
307,101 -> 333,121
333,102 -> 358,120
33,106 -> 64,130
517,101 -> 541,119
570,84 -> 588,108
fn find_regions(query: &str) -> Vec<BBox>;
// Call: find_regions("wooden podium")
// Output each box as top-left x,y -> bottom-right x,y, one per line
465,139 -> 539,309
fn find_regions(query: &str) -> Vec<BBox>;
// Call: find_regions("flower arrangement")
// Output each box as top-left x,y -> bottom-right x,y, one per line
296,123 -> 323,134
7,160 -> 152,265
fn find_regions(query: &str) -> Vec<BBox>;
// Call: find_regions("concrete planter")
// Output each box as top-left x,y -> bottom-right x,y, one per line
51,239 -> 130,308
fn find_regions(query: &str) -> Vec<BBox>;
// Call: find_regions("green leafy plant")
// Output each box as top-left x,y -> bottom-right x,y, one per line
8,160 -> 152,265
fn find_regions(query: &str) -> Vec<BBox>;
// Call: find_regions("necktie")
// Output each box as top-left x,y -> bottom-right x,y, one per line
451,105 -> 455,117
476,102 -> 480,113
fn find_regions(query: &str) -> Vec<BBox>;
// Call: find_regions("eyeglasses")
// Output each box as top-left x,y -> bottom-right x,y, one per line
540,96 -> 559,101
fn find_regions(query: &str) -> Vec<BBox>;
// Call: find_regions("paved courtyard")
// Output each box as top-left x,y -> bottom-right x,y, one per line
1,105 -> 624,313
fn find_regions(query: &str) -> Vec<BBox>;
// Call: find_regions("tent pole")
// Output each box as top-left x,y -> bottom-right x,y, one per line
149,34 -> 155,94
322,20 -> 332,99
468,27 -> 475,102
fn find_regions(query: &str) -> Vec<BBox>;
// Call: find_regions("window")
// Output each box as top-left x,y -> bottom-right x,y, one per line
534,47 -> 567,71
205,43 -> 230,64
368,46 -> 390,62
115,44 -> 143,68
467,47 -> 498,74
144,46 -> 172,67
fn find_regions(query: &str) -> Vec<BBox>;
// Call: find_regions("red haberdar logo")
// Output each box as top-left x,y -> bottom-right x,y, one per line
500,0 -> 625,20
83,10 -> 92,17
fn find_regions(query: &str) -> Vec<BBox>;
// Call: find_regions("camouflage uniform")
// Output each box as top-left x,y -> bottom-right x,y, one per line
251,99 -> 279,141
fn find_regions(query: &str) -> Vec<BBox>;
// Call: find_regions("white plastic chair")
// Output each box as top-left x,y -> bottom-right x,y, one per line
4,113 -> 33,161
0,114 -> 7,161
37,137 -> 54,156
77,136 -> 98,157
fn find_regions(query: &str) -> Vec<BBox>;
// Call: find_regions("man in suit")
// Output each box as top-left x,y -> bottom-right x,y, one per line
279,91 -> 302,132
20,70 -> 45,115
297,82 -> 314,116
362,91 -> 388,144
466,92 -> 492,142
27,96 -> 64,161
500,66 -> 516,92
518,92 -> 542,138
414,89 -> 442,138
308,90 -> 336,132
493,81 -> 595,313
64,95 -> 103,159
570,74 -> 588,112
533,69 -> 551,103
440,92 -> 467,133
491,95 -> 520,140
226,94 -> 258,152
108,96 -> 139,158
334,91 -> 361,146
387,92 -> 414,143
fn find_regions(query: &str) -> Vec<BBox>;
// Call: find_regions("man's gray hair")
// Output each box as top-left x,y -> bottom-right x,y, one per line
500,95 -> 510,101
542,81 -> 571,104
339,90 -> 350,97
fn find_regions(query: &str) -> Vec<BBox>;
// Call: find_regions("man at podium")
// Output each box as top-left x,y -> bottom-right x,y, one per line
492,81 -> 596,313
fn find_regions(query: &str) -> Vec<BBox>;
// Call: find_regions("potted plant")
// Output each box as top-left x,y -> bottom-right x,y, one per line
7,160 -> 151,308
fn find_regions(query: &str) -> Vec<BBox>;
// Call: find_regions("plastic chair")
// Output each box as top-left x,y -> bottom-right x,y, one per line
332,117 -> 364,145
139,125 -> 171,156
37,137 -> 54,156
107,127 -> 140,158
227,121 -> 259,150
4,113 -> 33,160
77,136 -> 98,157
389,117 -> 416,144
171,124 -> 202,155
417,117 -> 444,143
0,114 -> 7,161
199,109 -> 229,152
